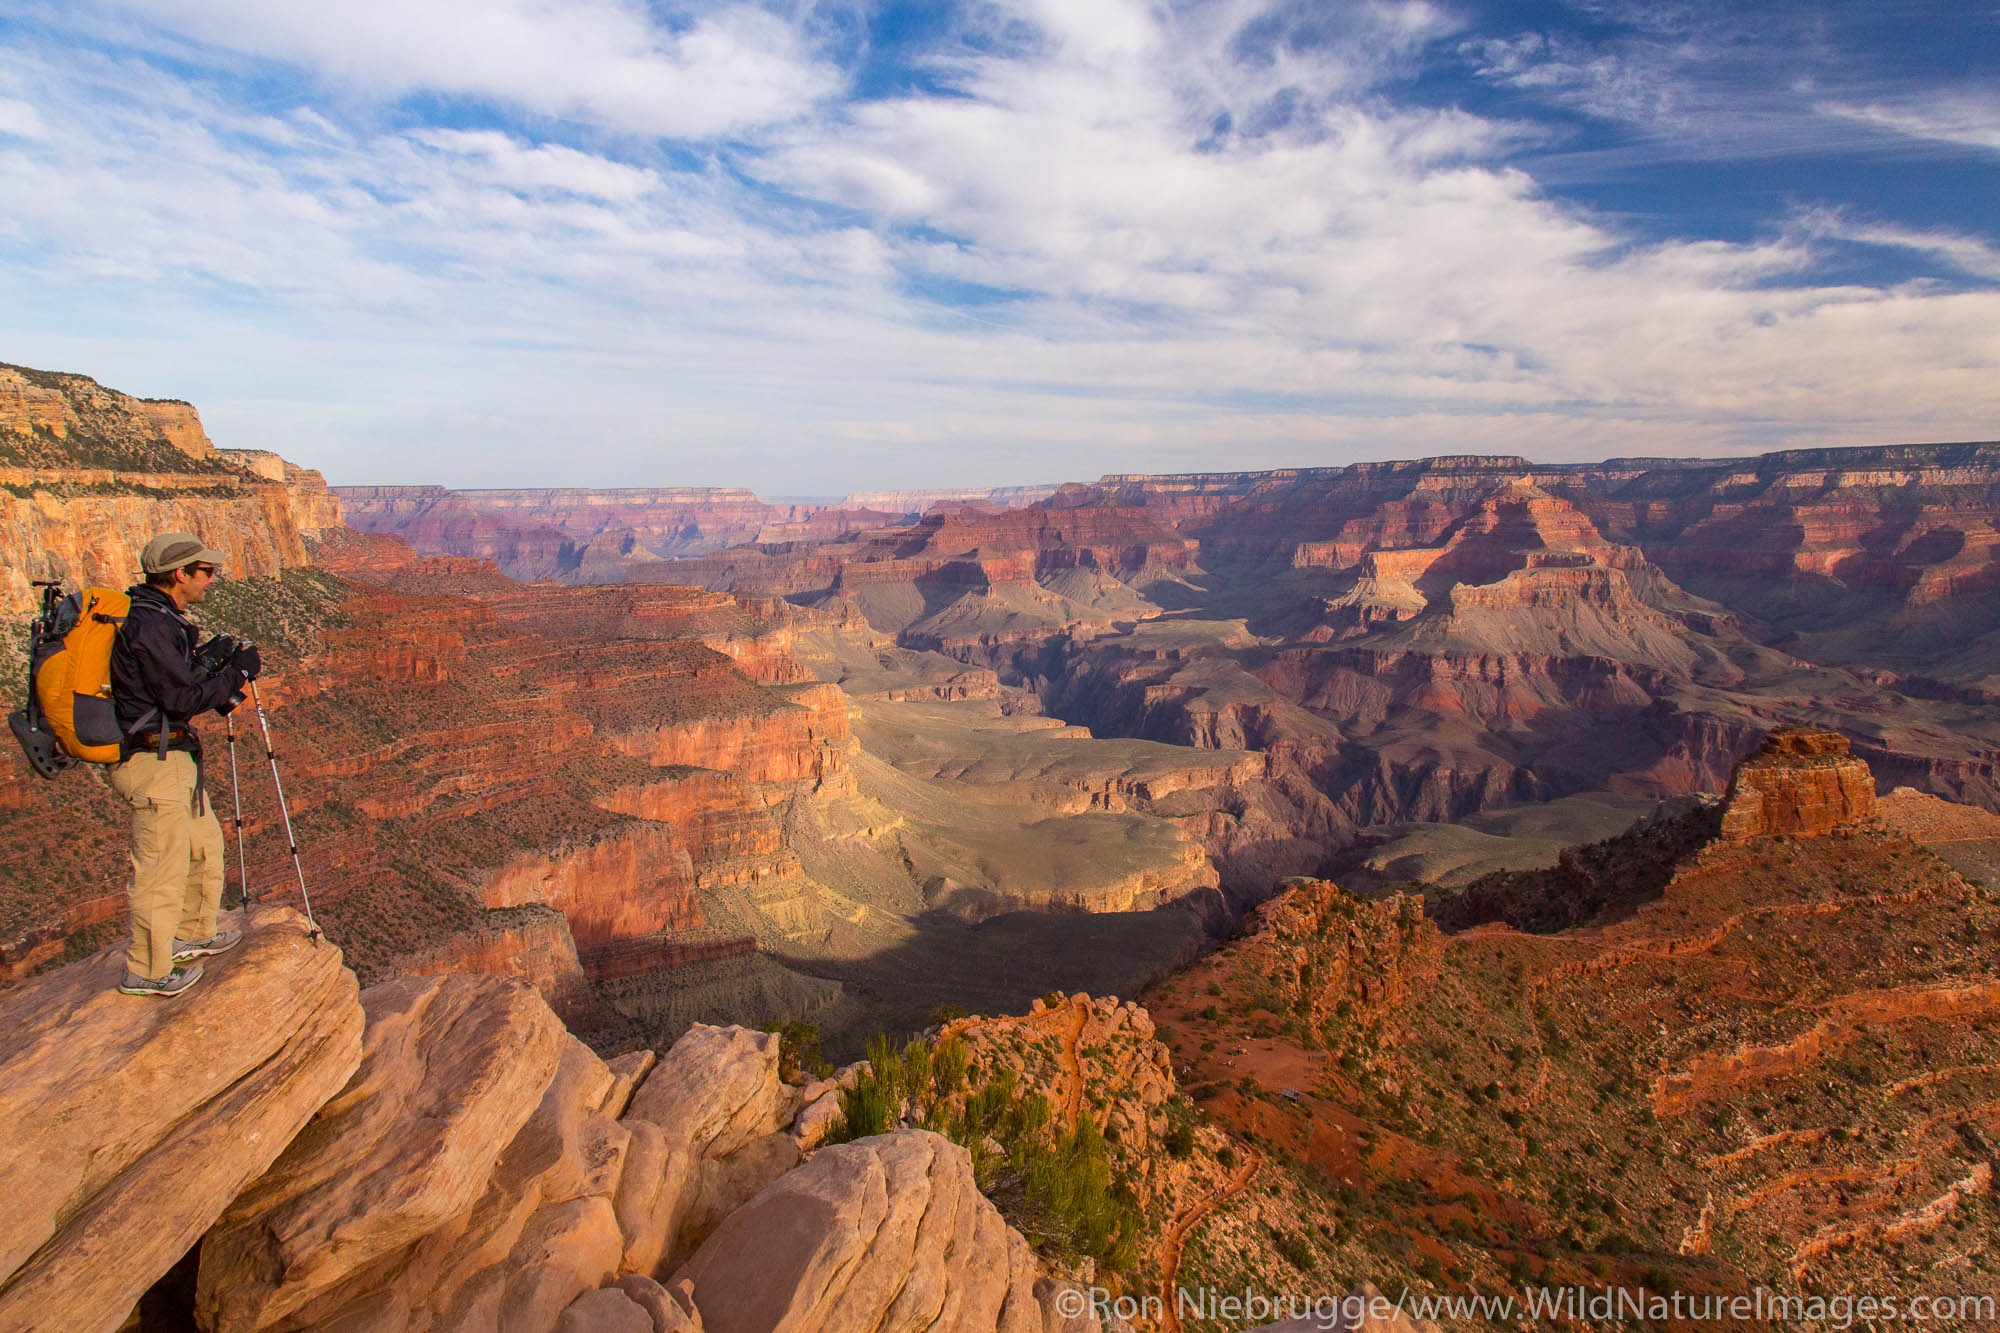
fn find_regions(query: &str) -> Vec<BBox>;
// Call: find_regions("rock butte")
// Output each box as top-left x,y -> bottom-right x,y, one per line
1717,726 -> 1878,841
1144,736 -> 2000,1309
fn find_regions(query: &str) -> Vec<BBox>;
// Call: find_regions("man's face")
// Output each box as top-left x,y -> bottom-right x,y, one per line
176,562 -> 218,606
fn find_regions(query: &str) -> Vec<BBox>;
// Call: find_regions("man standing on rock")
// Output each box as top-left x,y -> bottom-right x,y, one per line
108,533 -> 261,998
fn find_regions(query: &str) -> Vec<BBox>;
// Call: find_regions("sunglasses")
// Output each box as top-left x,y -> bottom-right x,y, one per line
187,563 -> 219,578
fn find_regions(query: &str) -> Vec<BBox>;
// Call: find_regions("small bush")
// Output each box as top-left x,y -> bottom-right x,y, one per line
833,1080 -> 895,1142
761,1020 -> 831,1082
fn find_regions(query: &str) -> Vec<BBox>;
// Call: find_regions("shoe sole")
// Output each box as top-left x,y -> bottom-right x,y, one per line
118,976 -> 201,999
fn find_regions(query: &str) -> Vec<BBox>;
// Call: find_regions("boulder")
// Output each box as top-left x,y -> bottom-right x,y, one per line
601,1050 -> 658,1119
611,1118 -> 690,1277
674,1130 -> 801,1256
195,993 -> 825,1331
0,909 -> 361,1333
675,1129 -> 1071,1333
611,1275 -> 703,1332
195,972 -> 571,1331
625,1023 -> 784,1159
498,1197 -> 625,1332
556,1286 -> 653,1333
790,1088 -> 844,1151
615,1023 -> 789,1276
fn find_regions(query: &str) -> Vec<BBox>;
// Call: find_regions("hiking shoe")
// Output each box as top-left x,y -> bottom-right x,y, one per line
118,963 -> 204,998
173,927 -> 243,962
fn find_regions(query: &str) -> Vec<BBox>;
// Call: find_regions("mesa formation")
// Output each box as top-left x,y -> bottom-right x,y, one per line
3,363 -> 1998,1331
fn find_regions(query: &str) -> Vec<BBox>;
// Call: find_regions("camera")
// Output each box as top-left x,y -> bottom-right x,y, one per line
192,633 -> 242,682
192,633 -> 250,714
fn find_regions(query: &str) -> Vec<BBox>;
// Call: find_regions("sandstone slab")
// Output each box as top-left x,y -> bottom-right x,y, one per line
0,909 -> 361,1333
556,1286 -> 654,1333
676,1129 -> 1064,1333
611,1275 -> 703,1332
196,973 -> 568,1332
625,1023 -> 784,1157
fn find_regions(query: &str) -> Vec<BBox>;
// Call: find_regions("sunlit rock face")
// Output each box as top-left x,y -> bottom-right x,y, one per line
1,362 -> 343,612
1718,727 -> 1878,841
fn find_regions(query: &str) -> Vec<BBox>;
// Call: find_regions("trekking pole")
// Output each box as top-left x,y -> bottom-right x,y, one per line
247,679 -> 323,946
225,712 -> 251,914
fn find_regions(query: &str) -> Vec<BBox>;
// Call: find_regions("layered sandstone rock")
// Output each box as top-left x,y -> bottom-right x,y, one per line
197,973 -> 571,1331
387,905 -> 603,1030
0,362 -> 343,612
335,485 -> 895,576
481,825 -> 705,949
195,985 -> 796,1333
189,974 -> 1098,1333
0,910 -> 362,1333
675,1130 -> 1060,1333
1718,727 -> 1877,840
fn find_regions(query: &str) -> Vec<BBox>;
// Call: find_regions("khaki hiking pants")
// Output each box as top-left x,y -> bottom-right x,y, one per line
109,750 -> 223,980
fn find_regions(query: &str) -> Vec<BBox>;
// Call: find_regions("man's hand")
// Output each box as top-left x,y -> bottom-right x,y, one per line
231,642 -> 262,681
192,634 -> 239,681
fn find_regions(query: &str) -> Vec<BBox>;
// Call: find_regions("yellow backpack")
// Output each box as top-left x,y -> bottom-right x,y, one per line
10,582 -> 133,774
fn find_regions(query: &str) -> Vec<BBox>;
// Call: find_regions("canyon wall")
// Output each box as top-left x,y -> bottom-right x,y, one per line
335,484 -> 906,577
1,363 -> 343,612
652,444 -> 2000,828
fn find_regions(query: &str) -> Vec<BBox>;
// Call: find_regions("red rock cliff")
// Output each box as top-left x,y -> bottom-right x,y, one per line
1718,727 -> 1878,840
0,363 -> 342,612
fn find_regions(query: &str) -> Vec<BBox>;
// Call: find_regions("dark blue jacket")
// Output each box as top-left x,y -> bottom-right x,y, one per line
110,584 -> 245,758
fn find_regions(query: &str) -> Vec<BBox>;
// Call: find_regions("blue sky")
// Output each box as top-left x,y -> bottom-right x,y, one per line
0,0 -> 1995,492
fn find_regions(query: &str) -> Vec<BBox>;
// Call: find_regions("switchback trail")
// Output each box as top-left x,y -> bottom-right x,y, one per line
1052,999 -> 1086,1129
1155,1149 -> 1262,1333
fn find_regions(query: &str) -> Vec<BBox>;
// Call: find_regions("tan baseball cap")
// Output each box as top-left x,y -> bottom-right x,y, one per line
140,532 -> 228,575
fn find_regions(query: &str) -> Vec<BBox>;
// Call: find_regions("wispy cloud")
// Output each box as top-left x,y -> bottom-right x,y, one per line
1798,207 -> 2000,281
0,0 -> 1995,491
0,94 -> 44,138
1818,95 -> 2000,155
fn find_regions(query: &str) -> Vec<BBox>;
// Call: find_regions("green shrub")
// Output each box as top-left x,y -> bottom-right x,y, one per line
833,1080 -> 895,1142
866,1031 -> 903,1101
902,1039 -> 934,1113
1275,1230 -> 1316,1271
932,1035 -> 970,1100
761,1020 -> 831,1082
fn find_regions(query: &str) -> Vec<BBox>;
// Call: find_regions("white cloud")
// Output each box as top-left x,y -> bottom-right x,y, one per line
0,96 -> 46,139
1798,208 -> 2000,282
1465,31 -> 1687,124
1818,96 -> 2000,156
86,0 -> 840,138
407,130 -> 662,201
0,1 -> 1995,493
